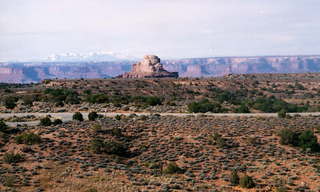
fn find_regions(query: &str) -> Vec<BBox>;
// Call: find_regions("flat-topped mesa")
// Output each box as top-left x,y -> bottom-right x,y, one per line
118,55 -> 179,78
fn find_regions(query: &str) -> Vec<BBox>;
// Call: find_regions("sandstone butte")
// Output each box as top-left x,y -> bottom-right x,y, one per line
117,55 -> 179,78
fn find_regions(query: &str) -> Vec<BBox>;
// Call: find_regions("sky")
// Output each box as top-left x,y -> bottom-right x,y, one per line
0,0 -> 320,61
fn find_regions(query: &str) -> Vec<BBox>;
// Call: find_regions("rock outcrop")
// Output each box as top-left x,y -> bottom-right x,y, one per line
117,55 -> 179,78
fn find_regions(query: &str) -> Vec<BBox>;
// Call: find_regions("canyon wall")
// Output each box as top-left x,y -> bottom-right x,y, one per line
0,55 -> 319,83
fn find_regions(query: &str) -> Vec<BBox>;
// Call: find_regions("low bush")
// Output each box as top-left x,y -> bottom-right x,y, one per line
163,162 -> 184,174
188,99 -> 224,113
90,139 -> 128,156
3,96 -> 18,109
279,129 -> 320,152
239,175 -> 255,188
73,112 -> 84,121
208,133 -> 227,148
277,110 -> 287,118
0,120 -> 8,132
230,170 -> 240,185
3,152 -> 24,164
52,119 -> 63,125
15,133 -> 41,145
88,111 -> 99,121
40,116 -> 52,126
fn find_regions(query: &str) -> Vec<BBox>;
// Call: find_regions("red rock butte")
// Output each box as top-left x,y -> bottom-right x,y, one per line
117,55 -> 179,78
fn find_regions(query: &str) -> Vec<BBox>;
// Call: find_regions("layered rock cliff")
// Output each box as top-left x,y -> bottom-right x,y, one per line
0,55 -> 320,83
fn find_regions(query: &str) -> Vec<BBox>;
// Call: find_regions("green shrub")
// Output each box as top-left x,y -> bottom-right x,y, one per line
115,115 -> 121,121
90,139 -> 128,156
298,130 -> 319,152
111,128 -> 123,137
188,99 -> 224,113
85,188 -> 98,192
0,120 -> 8,132
88,111 -> 99,121
208,133 -> 227,148
3,175 -> 16,187
3,96 -> 18,109
15,133 -> 41,145
278,128 -> 300,146
73,112 -> 84,121
52,119 -> 63,125
239,175 -> 255,188
145,96 -> 162,106
86,94 -> 109,104
163,162 -> 184,174
278,110 -> 287,118
40,116 -> 52,126
230,170 -> 240,185
279,129 -> 320,152
3,152 -> 24,164
235,104 -> 250,113
91,124 -> 102,133
44,88 -> 80,104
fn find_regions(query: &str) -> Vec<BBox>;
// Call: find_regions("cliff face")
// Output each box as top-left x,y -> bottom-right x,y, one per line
0,55 -> 320,83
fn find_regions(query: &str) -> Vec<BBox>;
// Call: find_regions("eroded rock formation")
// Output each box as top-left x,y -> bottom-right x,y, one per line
118,55 -> 179,78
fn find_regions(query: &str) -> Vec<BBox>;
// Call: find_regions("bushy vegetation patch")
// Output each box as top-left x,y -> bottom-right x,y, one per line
90,139 -> 128,156
73,112 -> 84,121
188,99 -> 225,113
15,132 -> 41,145
279,129 -> 320,152
163,162 -> 185,174
3,152 -> 24,164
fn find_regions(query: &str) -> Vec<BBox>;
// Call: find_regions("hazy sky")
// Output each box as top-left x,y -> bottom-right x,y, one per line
1,0 -> 320,61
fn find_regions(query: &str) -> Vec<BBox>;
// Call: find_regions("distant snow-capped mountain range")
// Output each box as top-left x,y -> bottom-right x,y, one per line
46,51 -> 138,62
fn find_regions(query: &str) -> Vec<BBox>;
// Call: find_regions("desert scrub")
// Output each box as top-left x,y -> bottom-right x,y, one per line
0,120 -> 8,132
73,112 -> 84,121
3,152 -> 24,164
88,111 -> 99,121
90,138 -> 128,156
163,162 -> 184,174
239,175 -> 255,188
208,133 -> 227,148
52,118 -> 63,125
230,170 -> 240,185
15,132 -> 41,145
40,116 -> 52,126
278,129 -> 320,152
91,124 -> 102,133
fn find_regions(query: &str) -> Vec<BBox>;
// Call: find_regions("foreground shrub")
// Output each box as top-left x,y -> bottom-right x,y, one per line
90,139 -> 128,156
40,116 -> 52,126
239,175 -> 255,188
0,120 -> 8,132
163,162 -> 184,174
278,128 -> 300,146
52,119 -> 63,125
3,152 -> 24,164
279,129 -> 320,152
88,111 -> 99,121
298,130 -> 319,151
15,133 -> 41,145
208,133 -> 227,148
73,112 -> 84,121
230,170 -> 240,185
3,96 -> 18,109
277,110 -> 287,118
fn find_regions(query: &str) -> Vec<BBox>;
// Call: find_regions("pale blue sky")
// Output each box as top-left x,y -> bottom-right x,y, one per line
0,0 -> 320,61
